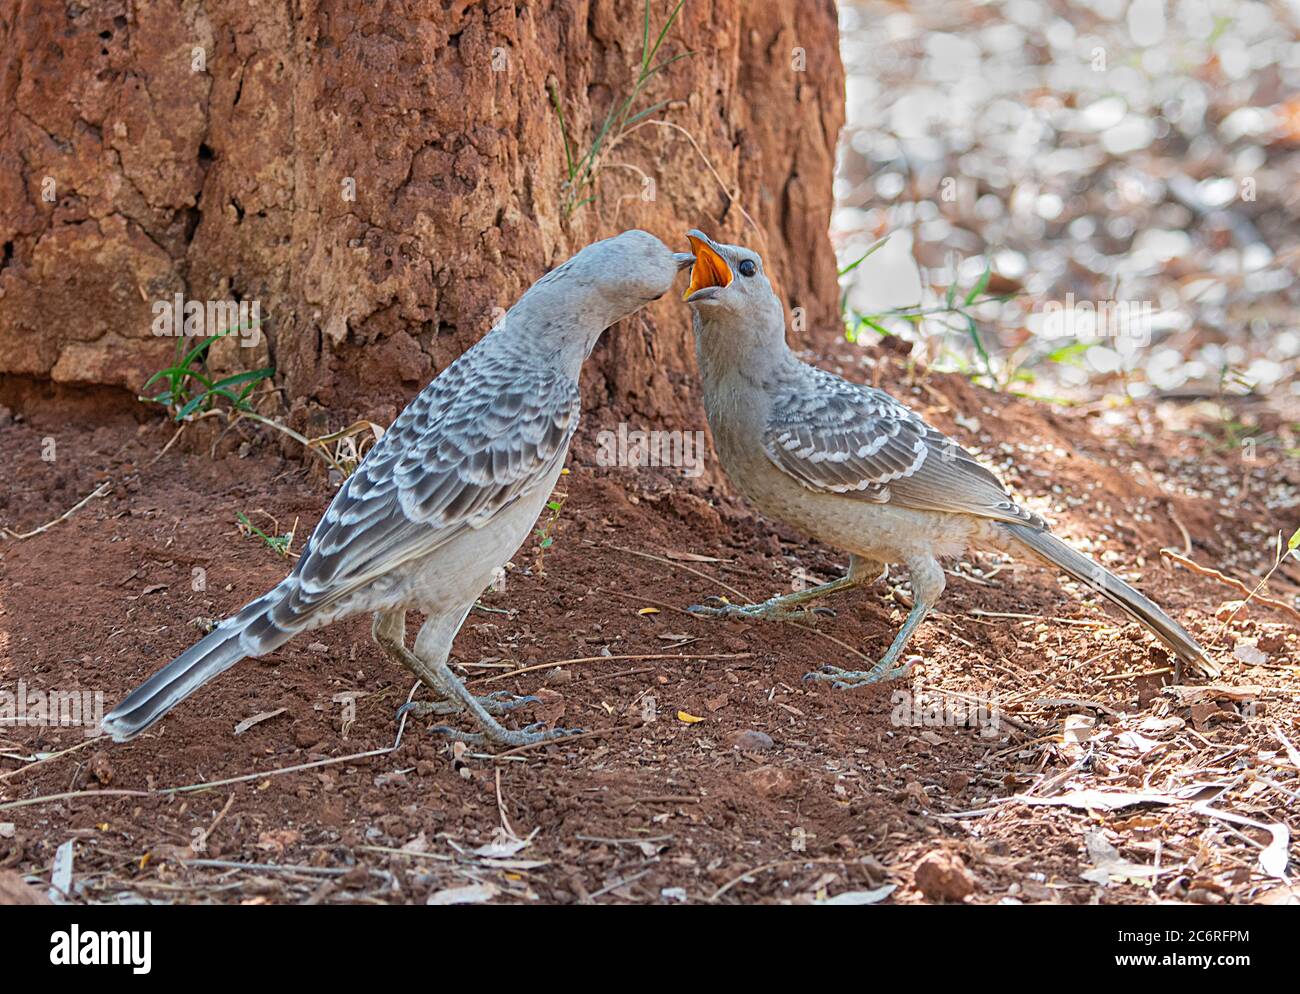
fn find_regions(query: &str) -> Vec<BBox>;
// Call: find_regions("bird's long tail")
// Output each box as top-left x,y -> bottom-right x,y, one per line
997,522 -> 1216,678
101,586 -> 295,742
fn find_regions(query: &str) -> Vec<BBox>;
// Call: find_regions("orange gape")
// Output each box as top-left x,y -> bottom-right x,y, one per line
684,234 -> 733,299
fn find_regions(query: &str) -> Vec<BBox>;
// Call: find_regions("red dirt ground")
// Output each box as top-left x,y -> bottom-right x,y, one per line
1,351 -> 1298,904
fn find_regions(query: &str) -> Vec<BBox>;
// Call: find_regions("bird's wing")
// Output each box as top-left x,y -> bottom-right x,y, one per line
762,364 -> 1043,527
250,339 -> 580,635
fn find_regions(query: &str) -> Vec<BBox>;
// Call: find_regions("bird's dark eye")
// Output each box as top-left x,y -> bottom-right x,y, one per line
738,259 -> 757,277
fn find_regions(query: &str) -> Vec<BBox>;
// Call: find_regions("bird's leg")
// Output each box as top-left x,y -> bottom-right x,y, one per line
687,577 -> 852,621
807,601 -> 928,688
417,657 -> 583,748
805,556 -> 942,689
399,611 -> 580,748
371,610 -> 537,720
689,555 -> 883,622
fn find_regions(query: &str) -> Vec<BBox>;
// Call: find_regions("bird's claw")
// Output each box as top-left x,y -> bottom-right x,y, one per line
688,597 -> 825,623
803,661 -> 912,689
427,723 -> 585,749
397,690 -> 539,721
687,596 -> 732,617
481,690 -> 541,712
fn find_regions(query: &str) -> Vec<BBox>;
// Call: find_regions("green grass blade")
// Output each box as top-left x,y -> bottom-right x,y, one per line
548,81 -> 578,181
642,0 -> 651,71
622,99 -> 671,130
648,0 -> 689,67
838,235 -> 891,277
965,315 -> 994,382
175,393 -> 209,420
644,50 -> 694,79
210,368 -> 275,391
963,263 -> 992,306
142,368 -> 185,390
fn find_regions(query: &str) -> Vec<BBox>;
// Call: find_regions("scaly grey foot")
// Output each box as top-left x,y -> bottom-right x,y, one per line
428,721 -> 585,748
396,690 -> 539,721
803,660 -> 912,689
804,599 -> 928,689
688,595 -> 835,623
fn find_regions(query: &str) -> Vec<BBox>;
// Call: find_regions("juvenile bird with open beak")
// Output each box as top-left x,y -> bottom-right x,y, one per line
680,229 -> 1213,686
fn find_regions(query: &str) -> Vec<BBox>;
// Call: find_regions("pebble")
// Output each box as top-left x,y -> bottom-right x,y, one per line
913,849 -> 977,902
741,765 -> 795,798
726,729 -> 774,751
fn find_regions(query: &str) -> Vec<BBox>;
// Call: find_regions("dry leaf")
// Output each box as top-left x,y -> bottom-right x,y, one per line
1190,803 -> 1291,880
677,711 -> 704,724
1020,789 -> 1180,811
1062,713 -> 1095,743
1165,685 -> 1263,705
48,840 -> 74,903
234,708 -> 287,736
817,884 -> 896,905
473,828 -> 538,859
1138,715 -> 1184,735
1273,723 -> 1300,769
1260,825 -> 1290,879
1115,730 -> 1162,755
1232,640 -> 1267,665
1253,884 -> 1300,905
427,882 -> 498,905
1081,831 -> 1158,886
400,832 -> 429,854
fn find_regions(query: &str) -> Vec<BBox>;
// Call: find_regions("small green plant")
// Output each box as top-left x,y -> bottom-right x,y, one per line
1206,527 -> 1300,647
1202,363 -> 1264,451
141,328 -> 272,421
843,253 -> 1018,387
141,325 -> 386,481
549,0 -> 692,216
236,511 -> 296,558
836,235 -> 891,316
532,482 -> 569,573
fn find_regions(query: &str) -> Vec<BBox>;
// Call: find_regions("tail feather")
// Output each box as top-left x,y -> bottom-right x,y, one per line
999,522 -> 1217,678
102,582 -> 303,741
101,624 -> 248,741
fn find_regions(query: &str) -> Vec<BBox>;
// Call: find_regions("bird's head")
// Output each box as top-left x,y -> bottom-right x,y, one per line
529,229 -> 693,329
602,228 -> 696,307
681,229 -> 786,346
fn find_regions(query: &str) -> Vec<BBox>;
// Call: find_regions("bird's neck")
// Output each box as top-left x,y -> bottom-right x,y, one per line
493,290 -> 620,377
693,309 -> 796,447
693,310 -> 793,390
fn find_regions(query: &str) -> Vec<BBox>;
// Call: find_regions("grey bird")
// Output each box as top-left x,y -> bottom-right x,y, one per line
103,230 -> 695,747
680,229 -> 1212,686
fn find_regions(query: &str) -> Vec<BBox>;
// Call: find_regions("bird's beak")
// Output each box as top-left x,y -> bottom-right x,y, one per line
683,230 -> 732,302
673,252 -> 695,271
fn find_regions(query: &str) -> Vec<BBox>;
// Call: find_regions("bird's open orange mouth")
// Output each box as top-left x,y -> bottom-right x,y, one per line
684,233 -> 732,301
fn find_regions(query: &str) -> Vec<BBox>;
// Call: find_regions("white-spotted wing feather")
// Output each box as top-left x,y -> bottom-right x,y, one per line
762,364 -> 1042,527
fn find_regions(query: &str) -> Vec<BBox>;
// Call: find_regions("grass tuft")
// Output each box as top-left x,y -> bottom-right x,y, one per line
141,326 -> 272,421
550,0 -> 692,217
